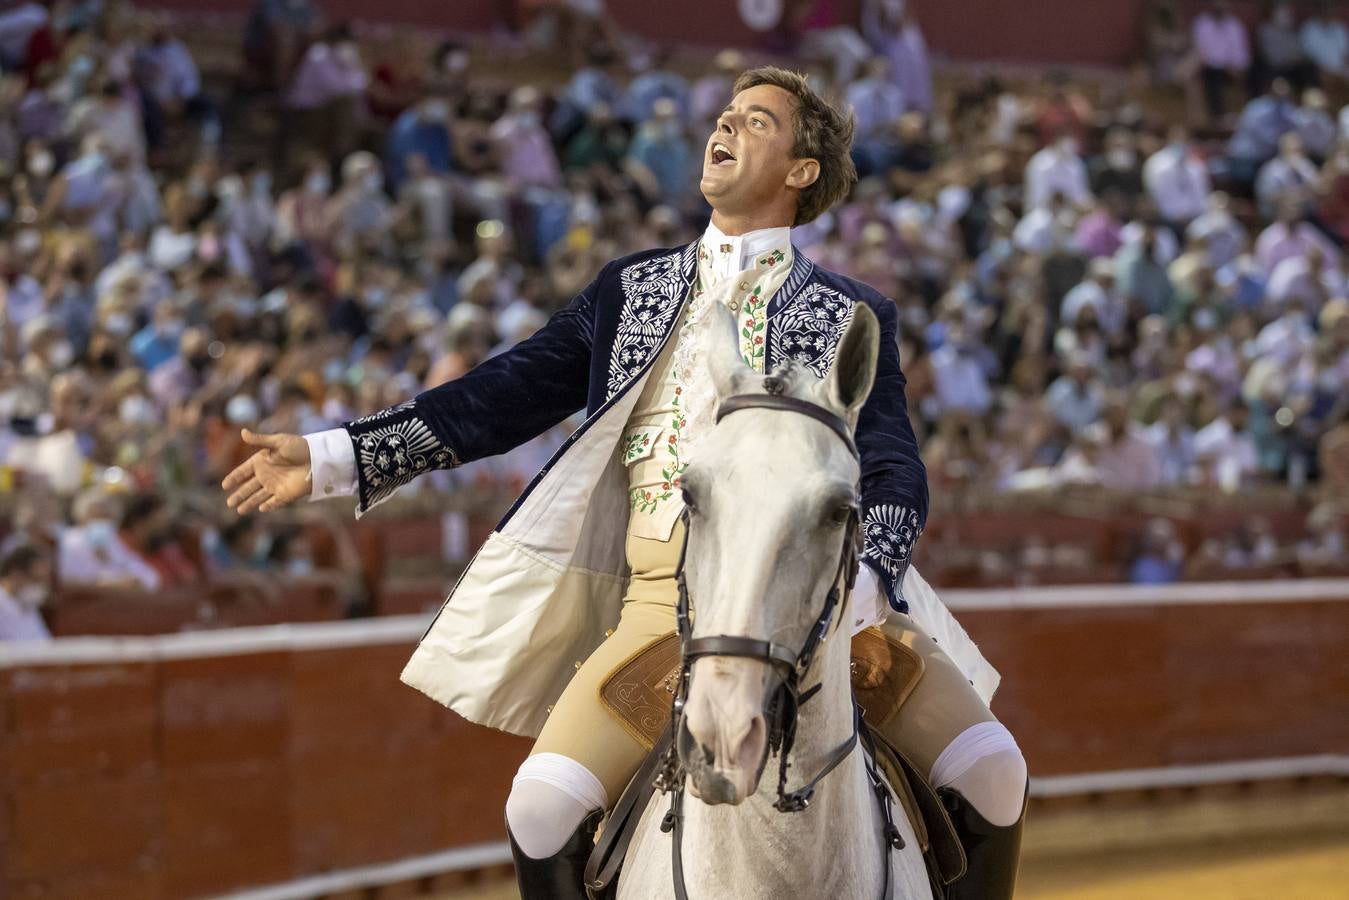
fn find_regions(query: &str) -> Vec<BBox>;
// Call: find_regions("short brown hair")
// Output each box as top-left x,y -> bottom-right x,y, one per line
732,66 -> 857,225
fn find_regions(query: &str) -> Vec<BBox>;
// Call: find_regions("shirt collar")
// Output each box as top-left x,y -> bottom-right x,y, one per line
700,220 -> 792,282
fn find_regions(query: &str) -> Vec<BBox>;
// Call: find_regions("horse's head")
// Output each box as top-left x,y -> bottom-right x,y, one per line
676,300 -> 879,805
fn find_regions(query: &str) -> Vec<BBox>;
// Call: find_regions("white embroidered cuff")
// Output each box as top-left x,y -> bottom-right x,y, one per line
304,428 -> 358,500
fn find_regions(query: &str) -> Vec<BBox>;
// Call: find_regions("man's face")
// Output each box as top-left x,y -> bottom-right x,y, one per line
700,84 -> 808,215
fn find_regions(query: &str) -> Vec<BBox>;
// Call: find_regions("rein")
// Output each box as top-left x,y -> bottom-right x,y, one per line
651,383 -> 903,900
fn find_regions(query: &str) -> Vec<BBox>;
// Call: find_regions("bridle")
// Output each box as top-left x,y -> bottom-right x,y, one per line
651,379 -> 905,900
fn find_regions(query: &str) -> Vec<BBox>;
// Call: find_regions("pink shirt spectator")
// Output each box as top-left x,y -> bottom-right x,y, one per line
1193,11 -> 1251,69
1073,209 -> 1123,258
489,113 -> 562,190
1254,220 -> 1339,276
285,43 -> 368,110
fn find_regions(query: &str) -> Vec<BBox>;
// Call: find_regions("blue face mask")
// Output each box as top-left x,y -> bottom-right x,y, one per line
86,519 -> 117,549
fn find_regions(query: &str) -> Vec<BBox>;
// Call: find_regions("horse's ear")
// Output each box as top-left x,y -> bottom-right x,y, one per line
823,305 -> 879,422
703,301 -> 752,401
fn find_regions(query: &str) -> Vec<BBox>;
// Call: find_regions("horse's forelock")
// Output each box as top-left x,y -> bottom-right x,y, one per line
760,360 -> 819,399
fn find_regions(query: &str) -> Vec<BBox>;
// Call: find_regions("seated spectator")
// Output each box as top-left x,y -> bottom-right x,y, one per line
284,24 -> 368,162
6,371 -> 93,498
1256,2 -> 1311,92
1089,128 -> 1145,211
1254,132 -> 1319,218
135,18 -> 219,149
387,95 -> 454,191
1062,257 -> 1125,334
929,322 -> 996,418
1115,222 -> 1176,315
1024,130 -> 1092,211
1144,127 -> 1211,229
1147,395 -> 1198,484
1185,191 -> 1247,268
846,56 -> 906,141
0,543 -> 52,642
1254,199 -> 1339,276
118,494 -> 200,589
562,102 -> 629,172
1299,1 -> 1349,82
490,86 -> 563,191
1297,503 -> 1346,568
1193,401 -> 1259,489
243,0 -> 323,90
58,490 -> 160,590
1097,399 -> 1162,489
1046,352 -> 1106,433
625,98 -> 692,204
862,0 -> 933,113
1192,0 -> 1251,125
0,1 -> 47,72
1129,518 -> 1185,584
1226,77 -> 1298,184
1292,88 -> 1336,159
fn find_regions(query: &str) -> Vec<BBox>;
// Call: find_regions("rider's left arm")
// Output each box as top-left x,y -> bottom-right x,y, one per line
853,295 -> 929,613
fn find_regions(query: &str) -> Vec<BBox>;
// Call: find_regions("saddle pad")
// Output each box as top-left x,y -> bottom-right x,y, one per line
599,627 -> 925,751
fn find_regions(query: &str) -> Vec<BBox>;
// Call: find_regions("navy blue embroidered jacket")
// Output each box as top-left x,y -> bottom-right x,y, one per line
343,242 -> 928,610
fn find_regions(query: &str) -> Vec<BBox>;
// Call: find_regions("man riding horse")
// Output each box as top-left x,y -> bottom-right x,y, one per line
224,66 -> 1027,899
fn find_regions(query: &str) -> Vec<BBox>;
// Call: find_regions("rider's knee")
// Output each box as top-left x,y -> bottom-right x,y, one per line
505,753 -> 607,859
930,722 -> 1027,828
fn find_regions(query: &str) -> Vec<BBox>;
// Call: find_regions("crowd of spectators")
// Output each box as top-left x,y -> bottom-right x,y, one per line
2,0 -> 1348,639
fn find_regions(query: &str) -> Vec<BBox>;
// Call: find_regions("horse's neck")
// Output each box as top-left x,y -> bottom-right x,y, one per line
680,635 -> 879,888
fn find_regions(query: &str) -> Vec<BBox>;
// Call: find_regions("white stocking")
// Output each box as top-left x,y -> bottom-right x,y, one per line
928,722 -> 1028,827
505,752 -> 608,859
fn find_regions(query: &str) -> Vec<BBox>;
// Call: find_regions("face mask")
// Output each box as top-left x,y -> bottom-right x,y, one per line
104,313 -> 133,336
284,557 -> 315,576
85,519 -> 117,549
17,584 -> 49,609
1107,149 -> 1135,169
1056,137 -> 1079,156
306,172 -> 331,195
225,395 -> 260,425
421,100 -> 449,123
28,151 -> 54,178
49,341 -> 75,369
119,394 -> 157,425
362,171 -> 383,193
156,318 -> 185,340
253,533 -> 273,562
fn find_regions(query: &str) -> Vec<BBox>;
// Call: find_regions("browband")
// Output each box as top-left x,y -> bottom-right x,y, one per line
716,394 -> 859,459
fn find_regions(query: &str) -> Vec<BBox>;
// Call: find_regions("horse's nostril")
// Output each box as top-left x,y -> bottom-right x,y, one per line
701,743 -> 714,765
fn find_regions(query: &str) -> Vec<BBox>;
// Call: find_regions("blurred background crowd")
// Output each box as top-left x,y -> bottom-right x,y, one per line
2,0 -> 1348,640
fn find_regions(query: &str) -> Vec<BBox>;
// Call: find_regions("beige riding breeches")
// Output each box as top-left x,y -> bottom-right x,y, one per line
529,523 -> 996,805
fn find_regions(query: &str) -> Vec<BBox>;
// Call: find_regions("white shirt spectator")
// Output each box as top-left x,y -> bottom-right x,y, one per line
1120,220 -> 1179,265
1193,10 -> 1252,69
58,523 -> 162,590
1254,152 -> 1319,217
1266,254 -> 1346,306
6,430 -> 88,497
1,273 -> 45,332
1193,415 -> 1258,488
930,343 -> 993,415
1254,311 -> 1316,367
0,584 -> 50,642
1045,374 -> 1105,432
1143,144 -> 1212,224
1254,220 -> 1339,275
1023,141 -> 1092,211
1185,204 -> 1247,267
1146,422 -> 1197,485
1301,16 -> 1349,75
1061,273 -> 1125,333
1012,206 -> 1075,254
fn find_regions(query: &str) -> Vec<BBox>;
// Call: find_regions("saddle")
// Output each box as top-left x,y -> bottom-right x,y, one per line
599,626 -> 925,749
589,628 -> 968,897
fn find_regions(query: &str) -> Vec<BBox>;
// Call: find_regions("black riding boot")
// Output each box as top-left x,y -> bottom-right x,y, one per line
938,787 -> 1026,900
507,810 -> 603,900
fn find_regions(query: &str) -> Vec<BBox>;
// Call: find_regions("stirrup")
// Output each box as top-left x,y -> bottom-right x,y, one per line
937,786 -> 1026,900
508,809 -> 604,900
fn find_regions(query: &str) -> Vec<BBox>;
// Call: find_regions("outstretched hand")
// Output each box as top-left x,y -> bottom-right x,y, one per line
222,429 -> 313,514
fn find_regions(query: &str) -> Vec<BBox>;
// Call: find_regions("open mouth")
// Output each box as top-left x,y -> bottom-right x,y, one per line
710,142 -> 737,166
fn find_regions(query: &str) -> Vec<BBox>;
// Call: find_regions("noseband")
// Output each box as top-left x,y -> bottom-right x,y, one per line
661,386 -> 862,814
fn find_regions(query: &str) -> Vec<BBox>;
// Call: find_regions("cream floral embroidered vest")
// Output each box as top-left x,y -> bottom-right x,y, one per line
622,240 -> 792,542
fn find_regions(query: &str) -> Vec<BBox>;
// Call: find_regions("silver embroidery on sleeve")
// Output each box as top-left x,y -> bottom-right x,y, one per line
768,283 -> 856,378
861,504 -> 921,581
353,412 -> 459,510
606,246 -> 696,399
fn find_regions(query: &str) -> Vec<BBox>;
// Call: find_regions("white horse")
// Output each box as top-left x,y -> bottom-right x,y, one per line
616,303 -> 933,899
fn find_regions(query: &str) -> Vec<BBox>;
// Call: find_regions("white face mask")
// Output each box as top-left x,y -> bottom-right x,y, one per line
362,170 -> 383,193
48,341 -> 75,369
28,150 -> 54,178
17,584 -> 49,609
119,394 -> 158,426
306,172 -> 331,195
85,519 -> 117,549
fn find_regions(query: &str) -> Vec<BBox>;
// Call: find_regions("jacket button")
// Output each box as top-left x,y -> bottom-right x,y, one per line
324,484 -> 333,495
574,660 -> 583,671
604,629 -> 614,638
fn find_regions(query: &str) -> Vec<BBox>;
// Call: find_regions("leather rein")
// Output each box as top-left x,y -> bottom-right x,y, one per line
650,383 -> 904,900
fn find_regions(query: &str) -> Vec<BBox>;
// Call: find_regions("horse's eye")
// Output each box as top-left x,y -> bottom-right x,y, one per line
829,505 -> 855,526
